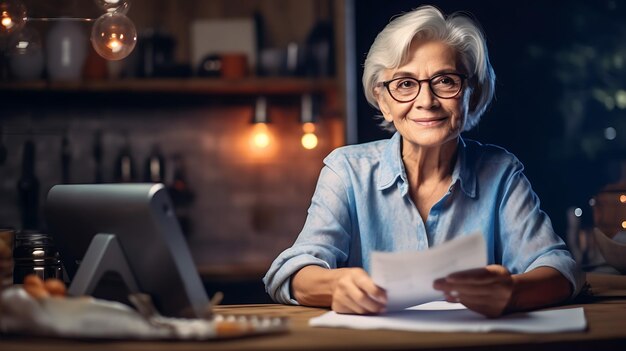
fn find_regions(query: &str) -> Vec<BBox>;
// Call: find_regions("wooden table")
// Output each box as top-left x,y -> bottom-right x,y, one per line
1,274 -> 625,351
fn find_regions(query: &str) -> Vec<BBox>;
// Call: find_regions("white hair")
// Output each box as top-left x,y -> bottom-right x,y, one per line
363,5 -> 496,132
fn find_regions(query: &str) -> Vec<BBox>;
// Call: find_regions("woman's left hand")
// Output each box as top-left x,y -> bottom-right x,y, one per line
433,264 -> 514,318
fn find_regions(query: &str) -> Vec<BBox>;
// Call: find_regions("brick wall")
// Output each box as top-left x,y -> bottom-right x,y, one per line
0,98 -> 344,270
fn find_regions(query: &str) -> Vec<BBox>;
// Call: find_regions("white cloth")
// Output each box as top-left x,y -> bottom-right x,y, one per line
0,287 -> 216,339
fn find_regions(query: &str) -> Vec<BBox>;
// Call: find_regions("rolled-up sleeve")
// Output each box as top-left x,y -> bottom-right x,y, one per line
498,161 -> 584,297
263,162 -> 353,304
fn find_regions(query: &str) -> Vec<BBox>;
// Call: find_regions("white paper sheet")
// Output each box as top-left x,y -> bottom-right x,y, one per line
309,304 -> 587,333
371,234 -> 486,311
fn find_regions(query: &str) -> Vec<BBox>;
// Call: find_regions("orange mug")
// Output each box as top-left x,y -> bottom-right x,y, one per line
220,53 -> 248,79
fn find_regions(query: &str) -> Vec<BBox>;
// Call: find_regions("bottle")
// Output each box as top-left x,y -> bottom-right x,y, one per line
17,140 -> 39,230
114,139 -> 136,183
143,144 -> 166,183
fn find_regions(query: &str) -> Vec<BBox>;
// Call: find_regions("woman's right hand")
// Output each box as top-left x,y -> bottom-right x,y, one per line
331,268 -> 387,314
292,266 -> 387,314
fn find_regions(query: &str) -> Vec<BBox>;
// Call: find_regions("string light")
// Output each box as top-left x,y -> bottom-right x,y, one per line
90,12 -> 136,60
0,0 -> 137,61
0,0 -> 25,34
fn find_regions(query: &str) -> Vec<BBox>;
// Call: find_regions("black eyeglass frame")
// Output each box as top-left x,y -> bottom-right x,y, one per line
379,73 -> 468,103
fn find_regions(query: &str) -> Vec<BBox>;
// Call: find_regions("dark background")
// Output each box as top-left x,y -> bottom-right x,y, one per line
353,0 -> 626,237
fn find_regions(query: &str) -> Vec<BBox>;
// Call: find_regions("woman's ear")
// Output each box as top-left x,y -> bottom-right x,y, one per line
375,88 -> 394,122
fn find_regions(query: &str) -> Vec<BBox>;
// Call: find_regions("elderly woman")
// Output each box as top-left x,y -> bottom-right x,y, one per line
264,5 -> 582,318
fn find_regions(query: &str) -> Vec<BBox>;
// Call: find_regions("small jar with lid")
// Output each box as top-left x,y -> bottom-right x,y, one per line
13,232 -> 63,283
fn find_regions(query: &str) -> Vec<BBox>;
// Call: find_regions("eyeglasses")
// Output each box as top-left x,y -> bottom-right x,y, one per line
379,73 -> 467,103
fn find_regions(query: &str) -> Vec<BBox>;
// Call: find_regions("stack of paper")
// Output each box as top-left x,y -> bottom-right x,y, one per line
310,302 -> 586,333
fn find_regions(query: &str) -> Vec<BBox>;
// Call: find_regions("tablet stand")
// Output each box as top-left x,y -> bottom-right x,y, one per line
68,233 -> 140,296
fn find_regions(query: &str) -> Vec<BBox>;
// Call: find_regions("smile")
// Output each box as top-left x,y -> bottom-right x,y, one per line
411,117 -> 447,127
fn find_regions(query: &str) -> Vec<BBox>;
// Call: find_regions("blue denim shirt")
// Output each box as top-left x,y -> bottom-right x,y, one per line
263,132 -> 582,304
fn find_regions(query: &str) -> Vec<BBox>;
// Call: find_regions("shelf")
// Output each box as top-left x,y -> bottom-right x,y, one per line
0,77 -> 338,96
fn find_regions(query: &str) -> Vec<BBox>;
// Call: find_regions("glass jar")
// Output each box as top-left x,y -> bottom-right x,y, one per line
0,228 -> 15,289
13,232 -> 63,283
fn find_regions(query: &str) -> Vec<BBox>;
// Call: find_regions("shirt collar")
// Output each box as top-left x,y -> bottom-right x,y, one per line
376,133 -> 477,199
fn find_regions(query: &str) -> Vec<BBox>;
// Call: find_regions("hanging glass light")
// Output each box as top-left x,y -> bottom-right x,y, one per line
0,0 -> 26,35
0,0 -> 137,61
90,12 -> 136,60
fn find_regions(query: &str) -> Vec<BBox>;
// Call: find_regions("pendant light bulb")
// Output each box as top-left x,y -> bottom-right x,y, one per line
90,12 -> 137,60
252,123 -> 271,149
301,122 -> 318,149
250,97 -> 271,150
0,0 -> 26,35
300,94 -> 319,149
301,132 -> 318,150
